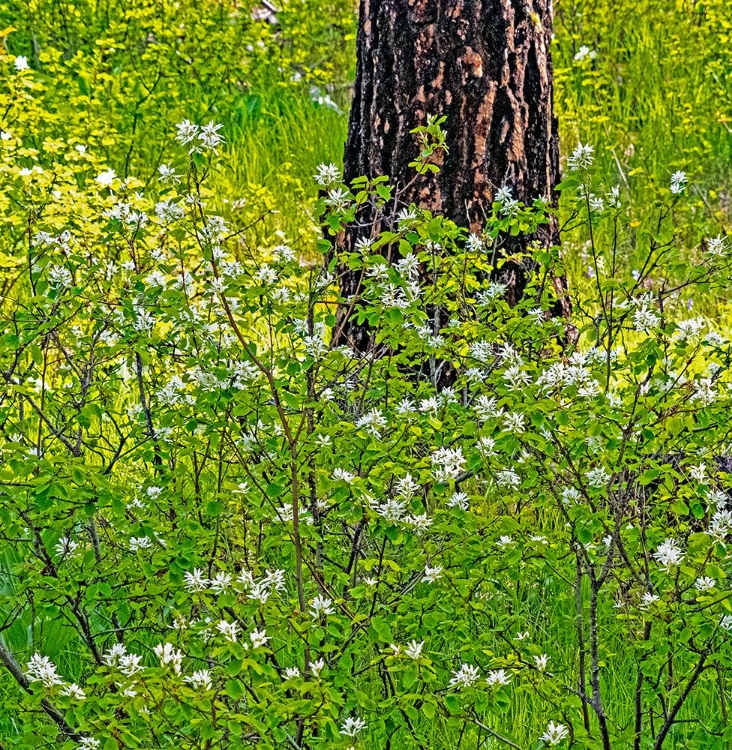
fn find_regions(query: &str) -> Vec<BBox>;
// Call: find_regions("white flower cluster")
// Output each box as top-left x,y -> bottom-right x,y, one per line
175,120 -> 225,154
184,566 -> 286,603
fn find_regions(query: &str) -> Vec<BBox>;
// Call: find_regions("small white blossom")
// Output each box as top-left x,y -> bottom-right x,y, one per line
310,658 -> 326,677
309,595 -> 336,618
153,642 -> 183,675
216,620 -> 240,643
539,721 -> 569,746
574,45 -> 597,61
314,163 -> 341,186
653,538 -> 685,572
340,717 -> 367,738
405,640 -> 424,659
694,577 -> 716,592
448,663 -> 480,690
60,683 -> 86,700
184,568 -> 209,592
670,170 -> 688,194
96,169 -> 116,187
25,654 -> 65,687
486,669 -> 512,687
249,628 -> 270,649
567,143 -> 594,171
184,669 -> 212,691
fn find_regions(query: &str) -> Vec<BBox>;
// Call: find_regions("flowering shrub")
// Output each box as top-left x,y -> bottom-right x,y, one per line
3,52 -> 732,750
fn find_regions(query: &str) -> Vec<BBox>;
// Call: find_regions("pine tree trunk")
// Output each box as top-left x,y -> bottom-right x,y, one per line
338,0 -> 566,351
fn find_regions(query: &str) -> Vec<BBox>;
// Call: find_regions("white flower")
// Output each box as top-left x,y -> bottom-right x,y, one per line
199,121 -> 225,152
25,654 -> 65,687
129,536 -> 152,551
324,188 -> 351,211
407,513 -> 432,531
184,669 -> 212,691
567,142 -> 594,171
496,535 -> 514,549
486,669 -> 512,687
155,199 -> 184,224
355,407 -> 387,437
496,470 -> 520,489
670,171 -> 688,194
574,45 -> 597,61
96,169 -> 116,187
332,468 -> 356,483
47,265 -> 73,288
502,365 -> 531,389
395,473 -> 420,499
119,653 -> 144,676
249,628 -> 270,649
314,163 -> 341,186
476,282 -> 506,304
720,615 -> 732,632
158,163 -> 180,183
14,56 -> 29,71
284,666 -> 301,679
405,640 -> 424,659
448,492 -> 470,511
466,233 -> 483,252
55,536 -> 79,558
423,565 -> 443,584
534,654 -> 549,672
502,411 -> 525,434
539,721 -> 569,746
102,643 -> 127,666
586,467 -> 610,489
474,395 -> 500,419
376,498 -> 407,523
184,568 -> 209,592
694,577 -> 716,592
640,592 -> 659,609
78,739 -> 101,750
709,509 -> 732,540
209,572 -> 233,593
607,185 -> 621,208
153,643 -> 183,675
60,683 -> 86,700
340,716 -> 367,738
216,620 -> 240,643
689,463 -> 707,482
431,446 -> 465,481
653,538 -> 685,572
561,487 -> 581,505
633,305 -> 660,333
448,663 -> 480,690
175,119 -> 199,146
310,658 -> 325,677
707,235 -> 729,257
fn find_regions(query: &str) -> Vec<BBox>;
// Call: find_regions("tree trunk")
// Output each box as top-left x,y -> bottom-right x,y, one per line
338,0 -> 566,351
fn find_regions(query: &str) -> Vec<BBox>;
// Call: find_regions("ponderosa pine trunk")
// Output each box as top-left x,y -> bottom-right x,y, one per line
338,0 -> 567,351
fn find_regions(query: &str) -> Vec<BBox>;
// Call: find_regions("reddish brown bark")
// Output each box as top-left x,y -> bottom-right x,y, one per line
339,0 -> 565,350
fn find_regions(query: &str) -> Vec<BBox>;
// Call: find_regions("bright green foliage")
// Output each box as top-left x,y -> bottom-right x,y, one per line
2,67 -> 732,748
553,0 -> 732,292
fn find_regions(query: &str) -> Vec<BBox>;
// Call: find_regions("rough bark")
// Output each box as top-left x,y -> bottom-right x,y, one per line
339,0 -> 565,351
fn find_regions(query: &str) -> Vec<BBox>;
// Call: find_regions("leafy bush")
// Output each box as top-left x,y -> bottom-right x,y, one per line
2,53 -> 732,749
